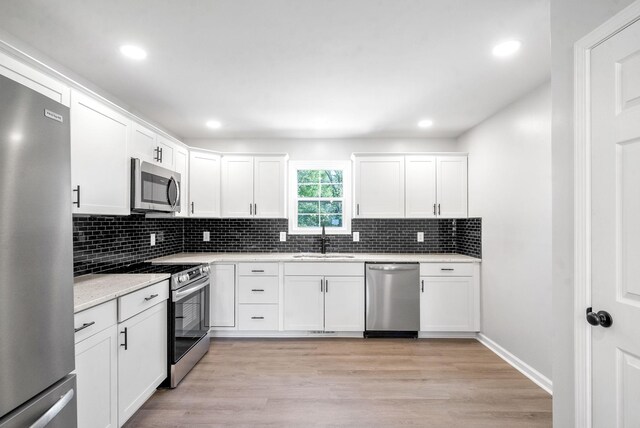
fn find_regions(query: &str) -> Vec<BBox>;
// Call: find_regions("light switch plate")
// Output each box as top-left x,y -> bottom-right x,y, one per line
150,233 -> 156,246
353,232 -> 360,242
280,232 -> 287,242
417,232 -> 424,242
203,231 -> 210,242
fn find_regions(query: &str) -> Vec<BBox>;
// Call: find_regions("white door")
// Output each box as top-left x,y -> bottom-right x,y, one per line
75,325 -> 118,428
283,276 -> 324,330
419,276 -> 476,332
354,156 -> 405,218
590,18 -> 640,426
221,156 -> 255,218
70,90 -> 130,215
118,301 -> 167,427
405,155 -> 437,218
129,122 -> 157,164
189,151 -> 221,217
211,264 -> 236,328
436,156 -> 467,218
254,156 -> 286,218
156,134 -> 175,169
324,276 -> 365,331
174,146 -> 189,217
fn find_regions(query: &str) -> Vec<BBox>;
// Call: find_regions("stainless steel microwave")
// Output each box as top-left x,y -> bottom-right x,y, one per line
131,158 -> 181,213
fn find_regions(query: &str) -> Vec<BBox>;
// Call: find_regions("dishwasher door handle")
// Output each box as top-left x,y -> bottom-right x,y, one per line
367,265 -> 418,271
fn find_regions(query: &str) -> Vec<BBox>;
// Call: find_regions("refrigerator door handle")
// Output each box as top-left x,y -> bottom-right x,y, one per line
28,388 -> 74,428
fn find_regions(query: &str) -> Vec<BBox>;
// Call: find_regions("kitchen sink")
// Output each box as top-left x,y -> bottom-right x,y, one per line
293,254 -> 356,259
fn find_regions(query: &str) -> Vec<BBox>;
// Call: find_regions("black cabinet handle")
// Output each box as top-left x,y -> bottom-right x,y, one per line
421,280 -> 424,293
249,203 -> 253,215
251,289 -> 265,292
438,204 -> 441,215
325,279 -> 328,293
120,327 -> 128,350
251,316 -> 264,320
356,204 -> 360,215
441,268 -> 454,271
73,185 -> 80,208
159,147 -> 163,163
191,202 -> 195,214
251,270 -> 264,273
74,321 -> 95,333
254,203 -> 257,215
144,293 -> 159,301
433,204 -> 436,216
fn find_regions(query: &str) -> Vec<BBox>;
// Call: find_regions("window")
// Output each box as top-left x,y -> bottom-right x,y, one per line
289,161 -> 351,235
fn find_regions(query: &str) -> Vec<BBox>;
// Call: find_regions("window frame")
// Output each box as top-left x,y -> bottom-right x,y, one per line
288,160 -> 352,235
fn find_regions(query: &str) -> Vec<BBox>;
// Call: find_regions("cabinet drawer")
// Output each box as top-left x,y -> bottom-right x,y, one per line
238,263 -> 279,276
238,304 -> 279,330
118,280 -> 169,322
284,262 -> 364,276
420,263 -> 474,277
74,300 -> 117,344
239,276 -> 279,304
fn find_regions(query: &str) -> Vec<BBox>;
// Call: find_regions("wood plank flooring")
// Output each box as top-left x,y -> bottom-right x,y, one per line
124,338 -> 551,427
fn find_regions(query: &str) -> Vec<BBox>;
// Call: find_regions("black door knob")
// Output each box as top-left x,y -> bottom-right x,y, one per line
586,307 -> 613,328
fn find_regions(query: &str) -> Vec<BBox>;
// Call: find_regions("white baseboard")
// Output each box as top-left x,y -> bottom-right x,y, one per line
210,330 -> 363,339
476,333 -> 552,395
418,331 -> 478,339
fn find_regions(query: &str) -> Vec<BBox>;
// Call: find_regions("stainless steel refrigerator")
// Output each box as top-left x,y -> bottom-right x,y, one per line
0,74 -> 77,427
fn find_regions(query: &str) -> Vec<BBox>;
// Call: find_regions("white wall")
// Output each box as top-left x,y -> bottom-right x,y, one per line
186,138 -> 458,160
457,82 -> 552,382
550,0 -> 636,426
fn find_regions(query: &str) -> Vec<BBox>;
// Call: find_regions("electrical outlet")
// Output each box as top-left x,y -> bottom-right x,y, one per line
280,232 -> 287,242
353,232 -> 360,242
150,233 -> 156,246
417,232 -> 424,242
203,231 -> 210,242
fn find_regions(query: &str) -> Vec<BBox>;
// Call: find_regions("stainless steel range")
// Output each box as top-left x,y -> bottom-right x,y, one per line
107,262 -> 210,388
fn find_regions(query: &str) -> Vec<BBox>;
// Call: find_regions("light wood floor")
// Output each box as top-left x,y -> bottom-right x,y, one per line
124,338 -> 551,427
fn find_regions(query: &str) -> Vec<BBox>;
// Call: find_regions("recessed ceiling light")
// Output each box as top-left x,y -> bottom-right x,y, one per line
206,120 -> 222,129
492,40 -> 521,57
119,45 -> 147,60
418,119 -> 434,128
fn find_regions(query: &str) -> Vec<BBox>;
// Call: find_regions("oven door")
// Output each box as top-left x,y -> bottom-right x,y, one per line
170,277 -> 209,364
131,158 -> 181,212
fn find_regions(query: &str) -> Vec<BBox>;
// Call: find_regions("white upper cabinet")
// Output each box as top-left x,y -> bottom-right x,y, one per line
405,155 -> 437,218
354,156 -> 405,218
174,146 -> 189,217
129,122 -> 175,169
189,150 -> 221,218
70,89 -> 130,216
0,50 -> 70,106
253,156 -> 286,218
436,156 -> 468,218
221,156 -> 254,218
221,155 -> 287,218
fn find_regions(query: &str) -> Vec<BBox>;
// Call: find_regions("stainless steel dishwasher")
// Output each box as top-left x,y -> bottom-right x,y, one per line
365,263 -> 420,338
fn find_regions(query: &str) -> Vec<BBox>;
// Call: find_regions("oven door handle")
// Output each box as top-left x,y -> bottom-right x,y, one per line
173,278 -> 209,301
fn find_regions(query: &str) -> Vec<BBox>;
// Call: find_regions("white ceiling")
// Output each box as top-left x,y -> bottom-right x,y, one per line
0,0 -> 550,139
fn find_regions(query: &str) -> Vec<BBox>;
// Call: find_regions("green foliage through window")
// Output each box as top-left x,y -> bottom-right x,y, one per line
296,169 -> 344,229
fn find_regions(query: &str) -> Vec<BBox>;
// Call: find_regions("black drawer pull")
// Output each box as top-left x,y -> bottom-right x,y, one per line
74,321 -> 95,333
441,268 -> 454,271
145,293 -> 159,301
251,269 -> 265,273
251,289 -> 265,292
251,316 -> 265,320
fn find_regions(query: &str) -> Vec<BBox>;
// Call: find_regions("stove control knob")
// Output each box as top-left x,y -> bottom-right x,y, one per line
178,274 -> 188,283
202,266 -> 210,274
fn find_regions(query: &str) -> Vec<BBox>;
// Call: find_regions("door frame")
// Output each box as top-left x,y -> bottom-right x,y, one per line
574,2 -> 640,426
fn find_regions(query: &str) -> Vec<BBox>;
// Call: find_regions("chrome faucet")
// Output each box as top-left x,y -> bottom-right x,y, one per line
320,226 -> 329,254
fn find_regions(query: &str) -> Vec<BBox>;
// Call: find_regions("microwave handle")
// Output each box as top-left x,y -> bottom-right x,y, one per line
168,176 -> 180,209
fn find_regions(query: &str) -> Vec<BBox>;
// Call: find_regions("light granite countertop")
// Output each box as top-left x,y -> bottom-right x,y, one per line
74,273 -> 170,313
149,252 -> 481,264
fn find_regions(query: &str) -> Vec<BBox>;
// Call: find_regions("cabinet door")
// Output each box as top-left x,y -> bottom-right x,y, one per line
420,276 -> 477,331
253,156 -> 286,218
129,122 -> 157,164
189,151 -> 221,217
324,276 -> 365,331
75,325 -> 118,428
70,90 -> 130,215
354,156 -> 405,218
405,155 -> 437,218
436,156 -> 468,218
118,301 -> 167,426
211,264 -> 236,327
221,156 -> 254,218
284,276 -> 324,331
156,134 -> 175,169
174,146 -> 189,217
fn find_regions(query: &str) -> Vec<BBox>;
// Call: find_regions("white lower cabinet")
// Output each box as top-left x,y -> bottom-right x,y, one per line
419,263 -> 479,332
284,274 -> 364,332
210,264 -> 236,327
118,300 -> 167,426
75,324 -> 118,428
